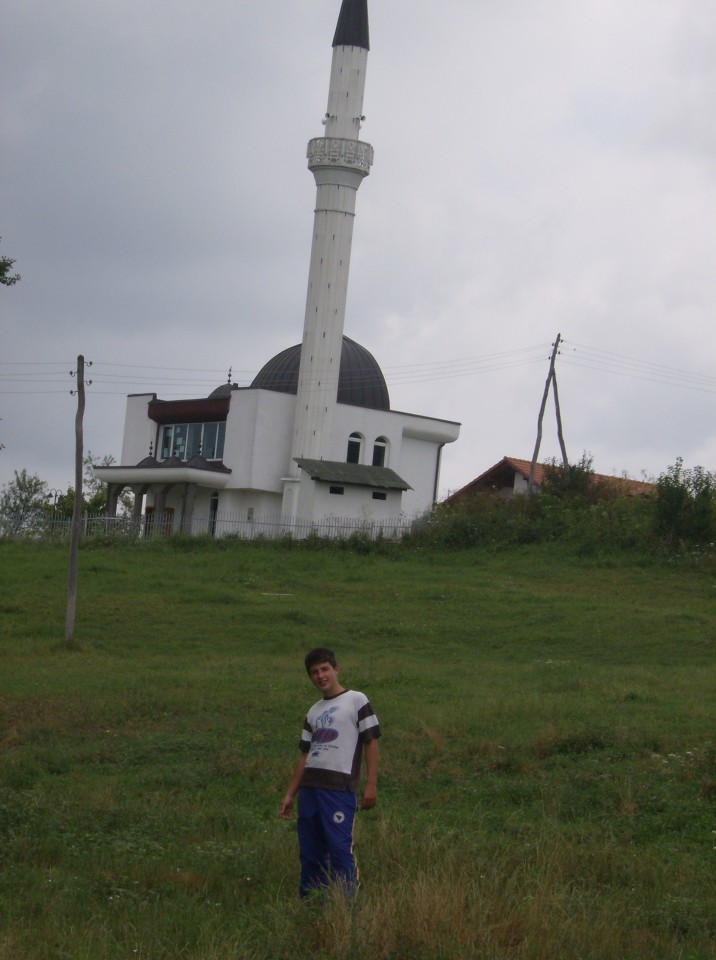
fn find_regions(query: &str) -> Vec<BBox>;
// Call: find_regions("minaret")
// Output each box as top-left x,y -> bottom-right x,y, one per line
283,0 -> 373,519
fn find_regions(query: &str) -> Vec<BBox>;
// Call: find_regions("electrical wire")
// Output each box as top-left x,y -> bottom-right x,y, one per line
560,340 -> 716,394
0,340 -> 713,396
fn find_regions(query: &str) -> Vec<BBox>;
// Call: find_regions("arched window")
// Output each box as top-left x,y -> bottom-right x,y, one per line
372,436 -> 389,467
346,432 -> 363,464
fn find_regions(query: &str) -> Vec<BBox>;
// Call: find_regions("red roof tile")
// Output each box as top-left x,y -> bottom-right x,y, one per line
445,456 -> 654,503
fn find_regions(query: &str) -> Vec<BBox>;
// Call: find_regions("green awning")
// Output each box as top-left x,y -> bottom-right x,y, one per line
294,459 -> 411,491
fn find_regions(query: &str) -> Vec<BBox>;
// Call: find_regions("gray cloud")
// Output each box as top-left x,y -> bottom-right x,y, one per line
2,0 -> 714,499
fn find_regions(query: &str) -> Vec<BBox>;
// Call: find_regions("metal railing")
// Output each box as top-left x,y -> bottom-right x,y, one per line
2,510 -> 417,542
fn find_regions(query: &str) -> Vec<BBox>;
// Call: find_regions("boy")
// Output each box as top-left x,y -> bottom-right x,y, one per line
278,647 -> 380,897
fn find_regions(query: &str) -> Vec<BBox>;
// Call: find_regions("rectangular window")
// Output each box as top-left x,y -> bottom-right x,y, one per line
372,491 -> 387,500
158,421 -> 226,462
329,486 -> 345,495
187,423 -> 202,459
160,426 -> 173,459
203,422 -> 218,459
215,421 -> 226,460
172,424 -> 187,459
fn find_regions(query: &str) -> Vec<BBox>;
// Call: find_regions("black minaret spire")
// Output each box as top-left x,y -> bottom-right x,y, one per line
333,0 -> 370,51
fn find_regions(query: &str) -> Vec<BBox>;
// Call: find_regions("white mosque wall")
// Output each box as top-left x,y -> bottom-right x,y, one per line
310,483 -> 404,523
397,435 -> 440,517
219,489 -> 283,519
331,403 -> 399,464
158,484 -> 216,516
331,402 -> 460,517
223,389 -> 294,493
121,394 -> 157,465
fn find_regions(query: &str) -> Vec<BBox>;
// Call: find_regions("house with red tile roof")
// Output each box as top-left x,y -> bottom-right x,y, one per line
444,457 -> 654,505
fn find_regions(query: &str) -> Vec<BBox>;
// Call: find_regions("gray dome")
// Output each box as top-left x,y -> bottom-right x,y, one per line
208,382 -> 236,399
251,336 -> 390,411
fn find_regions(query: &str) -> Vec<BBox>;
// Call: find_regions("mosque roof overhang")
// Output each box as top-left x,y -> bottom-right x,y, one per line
94,458 -> 232,489
294,459 -> 411,490
147,396 -> 230,424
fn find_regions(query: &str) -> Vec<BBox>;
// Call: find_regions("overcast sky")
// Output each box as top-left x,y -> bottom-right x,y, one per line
2,0 -> 715,502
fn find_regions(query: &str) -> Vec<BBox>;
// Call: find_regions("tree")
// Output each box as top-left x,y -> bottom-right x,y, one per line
85,451 -> 134,515
0,238 -> 21,286
83,451 -> 113,513
0,469 -> 48,535
49,452 -> 134,519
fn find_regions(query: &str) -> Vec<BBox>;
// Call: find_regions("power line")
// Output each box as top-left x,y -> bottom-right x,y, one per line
0,340 -> 713,396
0,346 -> 550,394
565,340 -> 716,383
560,340 -> 716,394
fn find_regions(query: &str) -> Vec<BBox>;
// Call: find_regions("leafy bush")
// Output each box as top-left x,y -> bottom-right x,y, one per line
541,452 -> 596,500
654,459 -> 716,548
409,483 -> 654,555
412,455 -> 716,557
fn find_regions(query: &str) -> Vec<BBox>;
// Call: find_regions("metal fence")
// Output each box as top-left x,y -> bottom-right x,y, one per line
3,510 -> 417,542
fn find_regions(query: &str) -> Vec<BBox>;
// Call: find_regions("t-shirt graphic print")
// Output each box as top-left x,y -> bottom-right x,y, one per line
299,689 -> 380,793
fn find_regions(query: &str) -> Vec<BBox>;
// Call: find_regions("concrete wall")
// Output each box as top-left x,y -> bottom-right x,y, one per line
121,394 -> 157,465
310,482 -> 403,522
331,403 -> 460,516
223,389 -> 295,493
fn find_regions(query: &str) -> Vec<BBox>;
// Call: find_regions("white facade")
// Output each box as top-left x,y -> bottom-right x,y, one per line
97,383 -> 459,533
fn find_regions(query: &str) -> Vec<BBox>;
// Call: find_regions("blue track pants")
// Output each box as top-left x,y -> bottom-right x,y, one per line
296,787 -> 358,897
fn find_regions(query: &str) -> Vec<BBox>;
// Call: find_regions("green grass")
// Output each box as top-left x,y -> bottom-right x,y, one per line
1,538 -> 715,959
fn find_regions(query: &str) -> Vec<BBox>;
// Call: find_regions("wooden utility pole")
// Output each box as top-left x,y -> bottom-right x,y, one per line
528,334 -> 568,494
552,364 -> 569,468
65,354 -> 89,648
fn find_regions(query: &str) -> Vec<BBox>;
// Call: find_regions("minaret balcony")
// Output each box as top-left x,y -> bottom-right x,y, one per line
307,137 -> 374,172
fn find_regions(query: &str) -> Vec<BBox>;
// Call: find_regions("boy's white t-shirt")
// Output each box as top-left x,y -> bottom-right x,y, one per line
299,688 -> 380,793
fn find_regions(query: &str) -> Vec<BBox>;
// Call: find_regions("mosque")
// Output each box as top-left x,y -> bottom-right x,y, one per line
95,0 -> 460,536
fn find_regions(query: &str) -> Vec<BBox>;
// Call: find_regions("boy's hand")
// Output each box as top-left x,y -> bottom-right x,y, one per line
278,795 -> 295,819
361,784 -> 377,810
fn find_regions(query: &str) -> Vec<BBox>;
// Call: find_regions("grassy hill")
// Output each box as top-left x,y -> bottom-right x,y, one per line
1,538 -> 714,959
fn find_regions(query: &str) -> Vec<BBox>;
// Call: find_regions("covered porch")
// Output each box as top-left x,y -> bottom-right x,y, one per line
94,455 -> 232,535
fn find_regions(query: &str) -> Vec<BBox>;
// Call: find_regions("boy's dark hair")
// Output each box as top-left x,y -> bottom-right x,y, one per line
304,647 -> 337,673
